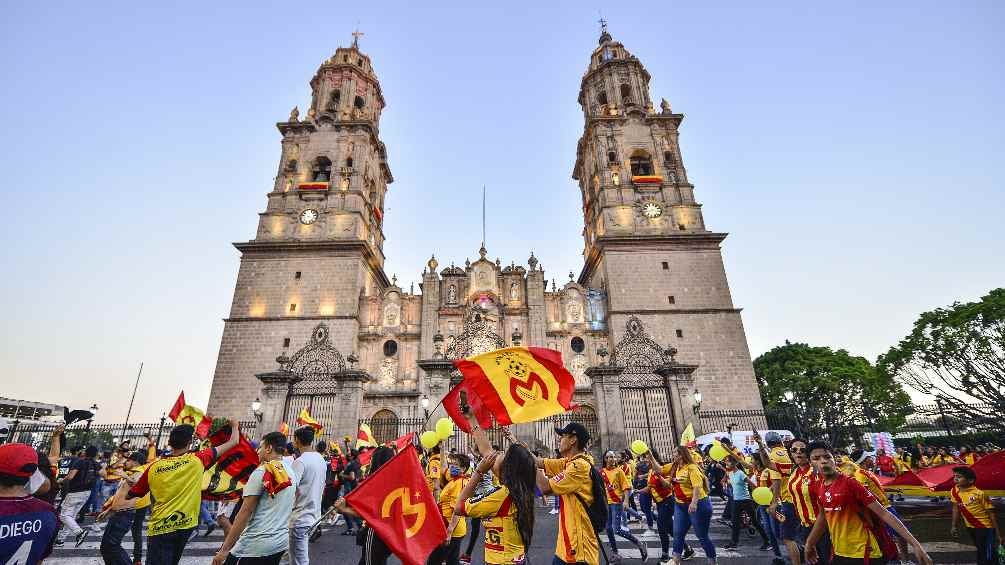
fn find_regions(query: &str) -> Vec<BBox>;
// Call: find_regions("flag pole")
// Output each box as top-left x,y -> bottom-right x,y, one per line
120,362 -> 143,445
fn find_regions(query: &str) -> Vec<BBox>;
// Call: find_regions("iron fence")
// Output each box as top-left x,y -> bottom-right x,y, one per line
1,420 -> 258,452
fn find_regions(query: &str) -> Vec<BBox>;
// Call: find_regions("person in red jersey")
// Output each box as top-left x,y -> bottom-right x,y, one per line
804,441 -> 931,565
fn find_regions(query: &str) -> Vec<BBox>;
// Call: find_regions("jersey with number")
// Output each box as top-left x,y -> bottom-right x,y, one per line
461,485 -> 524,565
0,496 -> 59,565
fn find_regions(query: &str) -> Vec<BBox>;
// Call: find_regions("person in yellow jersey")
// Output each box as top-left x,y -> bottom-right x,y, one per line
753,431 -> 800,565
600,450 -> 648,562
805,441 -> 932,565
959,446 -> 977,466
128,420 -> 240,565
426,445 -> 443,496
430,453 -> 470,565
643,449 -> 696,564
949,466 -> 1003,565
749,457 -> 783,562
893,448 -> 912,475
619,450 -> 644,525
535,422 -> 599,565
660,446 -> 715,565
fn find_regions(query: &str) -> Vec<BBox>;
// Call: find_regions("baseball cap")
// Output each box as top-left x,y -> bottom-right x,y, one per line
764,431 -> 782,445
0,443 -> 39,478
554,422 -> 591,446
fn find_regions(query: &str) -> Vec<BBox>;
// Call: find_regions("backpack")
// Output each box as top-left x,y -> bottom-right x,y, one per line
571,456 -> 609,534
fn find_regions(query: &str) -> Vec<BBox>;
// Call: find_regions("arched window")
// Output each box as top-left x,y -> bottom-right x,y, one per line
327,90 -> 340,112
370,409 -> 398,445
597,91 -> 608,106
354,96 -> 365,109
607,151 -> 617,164
620,83 -> 632,103
630,153 -> 653,176
311,157 -> 332,182
383,340 -> 398,357
345,157 -> 354,169
663,151 -> 675,167
285,159 -> 298,172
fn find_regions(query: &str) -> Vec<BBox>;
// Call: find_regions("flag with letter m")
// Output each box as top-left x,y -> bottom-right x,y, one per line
345,444 -> 446,565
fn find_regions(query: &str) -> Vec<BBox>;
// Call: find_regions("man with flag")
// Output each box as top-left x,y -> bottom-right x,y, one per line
128,418 -> 241,565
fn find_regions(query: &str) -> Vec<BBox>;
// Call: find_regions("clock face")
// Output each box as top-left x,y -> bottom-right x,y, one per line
299,208 -> 319,225
643,202 -> 663,219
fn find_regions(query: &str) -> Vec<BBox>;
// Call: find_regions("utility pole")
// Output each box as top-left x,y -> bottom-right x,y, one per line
120,362 -> 144,445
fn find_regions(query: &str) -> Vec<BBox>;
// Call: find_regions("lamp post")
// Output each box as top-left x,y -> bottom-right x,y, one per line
251,397 -> 263,423
154,413 -> 167,450
85,403 -> 98,445
692,389 -> 702,416
420,395 -> 430,420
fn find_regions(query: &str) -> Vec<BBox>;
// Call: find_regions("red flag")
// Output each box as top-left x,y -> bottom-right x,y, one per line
443,380 -> 492,433
168,391 -> 212,438
390,432 -> 415,452
202,424 -> 260,500
345,445 -> 447,565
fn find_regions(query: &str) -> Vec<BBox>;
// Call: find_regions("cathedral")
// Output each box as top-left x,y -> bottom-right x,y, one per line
207,29 -> 763,454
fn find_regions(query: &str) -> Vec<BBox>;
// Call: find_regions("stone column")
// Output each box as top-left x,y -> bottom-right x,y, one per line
654,358 -> 699,438
331,369 -> 370,441
586,363 -> 628,454
254,371 -> 299,440
416,357 -> 454,424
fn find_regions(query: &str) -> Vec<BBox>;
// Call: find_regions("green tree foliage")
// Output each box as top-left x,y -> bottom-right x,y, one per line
754,342 -> 912,445
878,288 -> 1005,428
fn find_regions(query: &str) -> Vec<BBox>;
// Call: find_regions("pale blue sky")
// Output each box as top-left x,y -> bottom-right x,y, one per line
2,2 -> 1002,423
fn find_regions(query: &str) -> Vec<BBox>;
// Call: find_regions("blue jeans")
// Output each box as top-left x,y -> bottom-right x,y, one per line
673,497 -> 715,559
100,509 -> 135,565
757,505 -> 781,556
199,501 -> 215,526
970,527 -> 999,565
288,526 -> 310,565
605,504 -> 639,552
638,492 -> 655,529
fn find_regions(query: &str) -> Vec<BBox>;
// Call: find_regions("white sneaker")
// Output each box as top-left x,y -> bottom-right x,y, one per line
548,509 -> 559,515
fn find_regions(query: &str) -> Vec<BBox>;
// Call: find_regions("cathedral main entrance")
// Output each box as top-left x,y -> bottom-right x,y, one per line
280,324 -> 348,428
612,316 -> 681,457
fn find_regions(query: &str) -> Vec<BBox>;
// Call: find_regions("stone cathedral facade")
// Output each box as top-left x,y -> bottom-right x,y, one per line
207,31 -> 763,449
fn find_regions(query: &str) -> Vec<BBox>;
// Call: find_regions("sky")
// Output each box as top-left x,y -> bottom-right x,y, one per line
1,1 -> 1002,424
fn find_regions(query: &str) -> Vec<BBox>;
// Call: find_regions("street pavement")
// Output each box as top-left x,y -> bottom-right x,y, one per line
46,497 -> 990,564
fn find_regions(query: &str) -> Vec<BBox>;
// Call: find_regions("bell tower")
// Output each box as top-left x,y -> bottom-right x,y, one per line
207,39 -> 394,417
575,26 -> 763,413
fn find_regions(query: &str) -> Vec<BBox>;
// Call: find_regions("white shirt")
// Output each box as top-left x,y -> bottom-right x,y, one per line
289,451 -> 327,528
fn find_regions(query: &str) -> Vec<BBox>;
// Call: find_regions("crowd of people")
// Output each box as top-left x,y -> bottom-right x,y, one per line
0,418 -> 1002,565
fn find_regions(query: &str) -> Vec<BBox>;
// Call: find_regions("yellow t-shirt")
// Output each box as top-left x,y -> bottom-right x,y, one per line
425,454 -> 442,492
545,456 -> 599,565
767,446 -> 794,502
951,485 -> 994,528
601,467 -> 630,504
462,485 -> 525,565
129,448 -> 215,536
838,459 -> 860,477
663,463 -> 707,504
439,477 -> 468,539
124,464 -> 152,510
893,455 -> 911,475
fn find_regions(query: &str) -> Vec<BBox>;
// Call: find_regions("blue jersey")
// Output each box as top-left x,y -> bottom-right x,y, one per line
0,496 -> 59,565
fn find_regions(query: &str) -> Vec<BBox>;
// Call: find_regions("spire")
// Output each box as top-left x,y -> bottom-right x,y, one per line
598,16 -> 612,44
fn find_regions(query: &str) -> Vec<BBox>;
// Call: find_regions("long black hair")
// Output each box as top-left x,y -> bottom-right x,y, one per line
365,446 -> 395,478
498,444 -> 536,551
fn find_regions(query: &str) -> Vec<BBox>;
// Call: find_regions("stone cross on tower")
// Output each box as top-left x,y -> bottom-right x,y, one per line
352,28 -> 364,48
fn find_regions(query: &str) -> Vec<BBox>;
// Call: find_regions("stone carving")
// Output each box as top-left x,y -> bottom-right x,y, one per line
289,106 -> 299,122
660,98 -> 671,113
307,107 -> 316,120
566,301 -> 583,323
528,252 -> 538,271
446,284 -> 457,304
382,302 -> 400,327
587,289 -> 607,330
571,354 -> 588,387
509,281 -> 520,302
377,358 -> 397,387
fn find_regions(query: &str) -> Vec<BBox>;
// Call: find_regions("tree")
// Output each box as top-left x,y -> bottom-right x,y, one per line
754,342 -> 912,446
878,288 -> 1005,430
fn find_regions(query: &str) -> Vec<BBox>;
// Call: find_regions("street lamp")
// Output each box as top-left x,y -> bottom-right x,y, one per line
155,412 -> 167,449
251,398 -> 263,423
692,390 -> 702,416
85,403 -> 98,445
420,395 -> 430,420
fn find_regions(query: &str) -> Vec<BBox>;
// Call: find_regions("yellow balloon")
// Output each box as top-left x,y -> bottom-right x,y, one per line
420,430 -> 440,450
752,486 -> 774,506
709,443 -> 729,462
630,440 -> 649,456
435,418 -> 454,440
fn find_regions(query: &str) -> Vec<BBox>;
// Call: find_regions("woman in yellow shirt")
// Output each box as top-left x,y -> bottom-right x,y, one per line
601,451 -> 647,561
430,453 -> 469,565
661,446 -> 715,564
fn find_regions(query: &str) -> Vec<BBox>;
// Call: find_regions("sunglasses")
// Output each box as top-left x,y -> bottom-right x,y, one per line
790,447 -> 807,454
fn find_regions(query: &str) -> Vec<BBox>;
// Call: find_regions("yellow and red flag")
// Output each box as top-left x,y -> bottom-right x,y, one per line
279,422 -> 291,436
202,424 -> 259,500
296,408 -> 323,433
680,422 -> 696,447
345,444 -> 447,565
168,391 -> 211,438
452,347 -> 576,425
261,460 -> 293,497
357,423 -> 376,449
